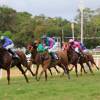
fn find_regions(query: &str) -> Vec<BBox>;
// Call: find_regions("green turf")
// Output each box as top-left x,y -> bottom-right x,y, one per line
0,71 -> 100,100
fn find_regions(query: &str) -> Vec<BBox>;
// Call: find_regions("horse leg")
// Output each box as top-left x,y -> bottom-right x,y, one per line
66,65 -> 70,79
54,66 -> 60,73
86,62 -> 94,74
17,65 -> 29,83
89,56 -> 99,70
69,65 -> 74,71
35,65 -> 39,80
58,63 -> 70,79
22,60 -> 35,77
92,62 -> 99,70
74,64 -> 78,77
48,67 -> 53,76
24,69 -> 28,73
7,69 -> 10,85
94,64 -> 99,70
80,63 -> 87,76
44,70 -> 47,81
38,64 -> 48,81
24,67 -> 35,77
27,67 -> 35,77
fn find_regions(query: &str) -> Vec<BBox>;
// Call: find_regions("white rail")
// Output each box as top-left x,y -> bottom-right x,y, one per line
93,55 -> 100,67
0,69 -> 2,79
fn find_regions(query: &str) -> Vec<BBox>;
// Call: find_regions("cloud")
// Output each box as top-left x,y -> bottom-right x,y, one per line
0,0 -> 99,21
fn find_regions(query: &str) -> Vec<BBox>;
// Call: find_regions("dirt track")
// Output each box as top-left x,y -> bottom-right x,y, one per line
1,58 -> 100,78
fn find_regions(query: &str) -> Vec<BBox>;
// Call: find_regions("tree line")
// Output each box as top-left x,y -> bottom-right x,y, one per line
0,6 -> 100,48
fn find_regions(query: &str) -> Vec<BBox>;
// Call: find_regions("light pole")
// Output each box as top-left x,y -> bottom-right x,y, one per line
79,0 -> 84,44
62,28 -> 64,42
71,22 -> 75,40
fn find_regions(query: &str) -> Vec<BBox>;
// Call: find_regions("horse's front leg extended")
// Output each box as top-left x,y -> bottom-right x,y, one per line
58,63 -> 70,79
17,65 -> 29,83
86,62 -> 94,74
48,67 -> 53,76
38,64 -> 48,81
80,63 -> 87,76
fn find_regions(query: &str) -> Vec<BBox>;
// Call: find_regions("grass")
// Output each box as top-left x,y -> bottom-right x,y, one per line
0,71 -> 100,100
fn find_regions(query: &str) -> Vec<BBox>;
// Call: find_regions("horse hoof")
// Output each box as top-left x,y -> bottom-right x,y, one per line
85,72 -> 88,74
27,81 -> 29,83
33,73 -> 36,76
37,79 -> 39,81
36,78 -> 40,81
97,68 -> 99,70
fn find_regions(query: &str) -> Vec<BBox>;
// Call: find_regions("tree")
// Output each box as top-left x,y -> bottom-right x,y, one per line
0,6 -> 17,32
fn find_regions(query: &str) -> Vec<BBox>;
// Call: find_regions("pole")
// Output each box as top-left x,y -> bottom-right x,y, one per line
0,69 -> 2,79
79,0 -> 84,44
62,29 -> 64,42
71,23 -> 74,40
81,8 -> 84,44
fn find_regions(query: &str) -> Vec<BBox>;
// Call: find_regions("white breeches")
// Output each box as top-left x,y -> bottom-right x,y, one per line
75,47 -> 80,53
5,43 -> 14,50
83,49 -> 89,53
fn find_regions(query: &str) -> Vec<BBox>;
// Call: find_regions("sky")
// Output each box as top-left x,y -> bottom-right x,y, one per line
0,0 -> 100,21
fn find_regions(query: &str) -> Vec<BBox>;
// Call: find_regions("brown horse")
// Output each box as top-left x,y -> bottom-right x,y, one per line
27,42 -> 70,81
84,53 -> 99,70
63,42 -> 94,76
0,48 -> 35,84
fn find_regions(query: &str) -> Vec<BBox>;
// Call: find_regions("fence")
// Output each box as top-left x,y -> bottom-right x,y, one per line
92,51 -> 100,67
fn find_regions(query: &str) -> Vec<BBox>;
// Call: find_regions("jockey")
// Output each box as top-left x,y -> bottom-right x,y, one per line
42,35 -> 58,60
80,42 -> 89,53
42,35 -> 55,49
0,36 -> 19,59
68,39 -> 83,56
34,40 -> 46,53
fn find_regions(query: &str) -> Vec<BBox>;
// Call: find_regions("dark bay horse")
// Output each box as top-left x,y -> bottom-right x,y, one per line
84,53 -> 99,70
63,42 -> 94,76
27,42 -> 70,81
0,48 -> 35,84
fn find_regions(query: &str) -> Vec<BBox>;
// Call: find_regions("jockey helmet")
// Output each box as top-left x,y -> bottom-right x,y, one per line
69,39 -> 74,43
41,35 -> 47,39
34,40 -> 39,44
0,36 -> 5,40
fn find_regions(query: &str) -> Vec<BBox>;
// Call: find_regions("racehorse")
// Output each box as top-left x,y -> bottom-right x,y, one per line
27,42 -> 70,81
84,53 -> 99,70
63,42 -> 94,76
0,47 -> 35,84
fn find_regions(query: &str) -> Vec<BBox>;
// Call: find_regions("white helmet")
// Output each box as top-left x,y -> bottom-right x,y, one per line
0,36 -> 4,40
41,35 -> 47,39
69,39 -> 74,43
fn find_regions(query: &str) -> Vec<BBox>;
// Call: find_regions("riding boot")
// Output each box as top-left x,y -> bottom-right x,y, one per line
8,49 -> 19,59
54,52 -> 59,60
51,52 -> 59,60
